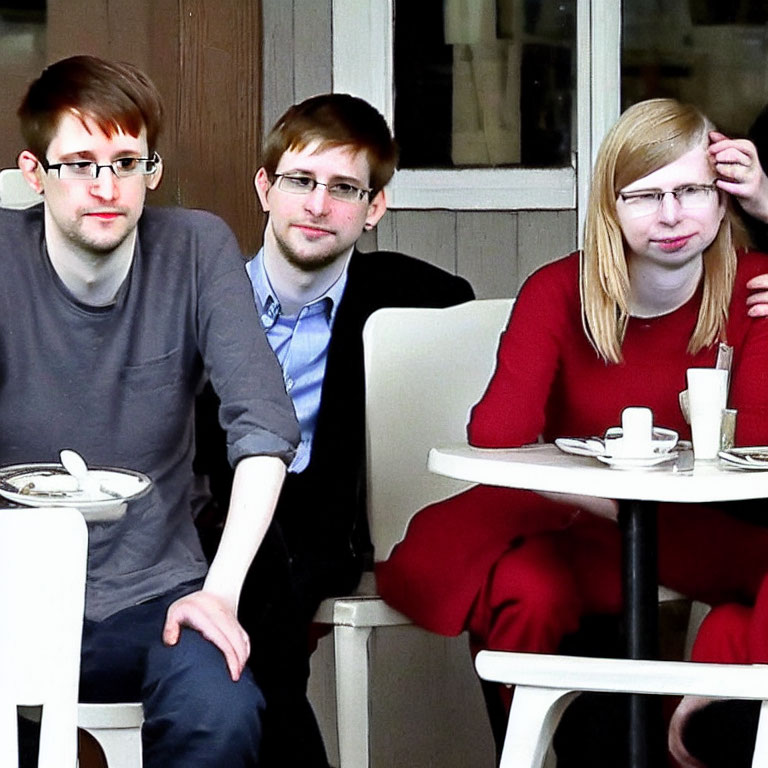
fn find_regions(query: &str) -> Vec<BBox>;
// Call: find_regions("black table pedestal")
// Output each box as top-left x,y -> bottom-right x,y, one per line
618,499 -> 665,768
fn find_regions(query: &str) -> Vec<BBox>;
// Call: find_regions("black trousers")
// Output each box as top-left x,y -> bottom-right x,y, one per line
236,521 -> 362,768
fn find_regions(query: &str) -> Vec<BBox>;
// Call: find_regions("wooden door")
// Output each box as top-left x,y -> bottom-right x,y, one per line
1,0 -> 264,253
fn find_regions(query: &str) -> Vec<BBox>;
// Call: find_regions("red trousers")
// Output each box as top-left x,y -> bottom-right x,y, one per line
468,503 -> 768,655
378,485 -> 768,656
691,571 -> 768,665
467,511 -> 622,653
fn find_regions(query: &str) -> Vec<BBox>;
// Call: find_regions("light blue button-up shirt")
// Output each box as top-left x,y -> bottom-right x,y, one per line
246,247 -> 349,473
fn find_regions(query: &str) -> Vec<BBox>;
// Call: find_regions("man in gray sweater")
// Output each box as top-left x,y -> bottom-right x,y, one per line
9,55 -> 299,766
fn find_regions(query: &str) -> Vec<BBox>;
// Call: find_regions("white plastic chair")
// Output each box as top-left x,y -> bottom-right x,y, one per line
475,650 -> 768,768
0,506 -> 87,767
77,702 -> 144,768
0,506 -> 144,768
311,298 -> 515,767
0,168 -> 42,209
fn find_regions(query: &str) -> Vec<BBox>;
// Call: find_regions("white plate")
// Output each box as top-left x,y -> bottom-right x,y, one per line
596,453 -> 678,470
555,437 -> 606,457
0,463 -> 152,522
719,448 -> 768,471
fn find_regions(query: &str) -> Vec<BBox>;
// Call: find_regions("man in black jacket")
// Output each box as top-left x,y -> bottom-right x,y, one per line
196,94 -> 474,766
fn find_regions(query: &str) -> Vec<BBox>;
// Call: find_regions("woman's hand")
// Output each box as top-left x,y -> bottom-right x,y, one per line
746,273 -> 768,317
709,131 -> 768,222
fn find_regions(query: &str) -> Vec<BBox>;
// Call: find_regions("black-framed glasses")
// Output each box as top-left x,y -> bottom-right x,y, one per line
272,173 -> 371,203
617,183 -> 719,218
41,152 -> 162,180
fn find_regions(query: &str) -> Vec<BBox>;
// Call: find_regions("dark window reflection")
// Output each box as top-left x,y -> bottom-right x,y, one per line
0,1 -> 46,23
394,0 -> 575,170
0,0 -> 46,167
622,0 -> 768,137
394,0 -> 454,168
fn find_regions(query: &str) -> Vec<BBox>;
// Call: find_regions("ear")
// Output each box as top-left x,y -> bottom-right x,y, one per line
363,188 -> 388,231
717,190 -> 727,224
254,168 -> 272,212
145,157 -> 163,191
17,151 -> 45,194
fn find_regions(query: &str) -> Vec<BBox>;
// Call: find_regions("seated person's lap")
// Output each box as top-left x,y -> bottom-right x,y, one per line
79,578 -> 264,727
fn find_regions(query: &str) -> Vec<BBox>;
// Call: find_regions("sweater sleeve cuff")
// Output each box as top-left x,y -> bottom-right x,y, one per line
228,429 -> 297,467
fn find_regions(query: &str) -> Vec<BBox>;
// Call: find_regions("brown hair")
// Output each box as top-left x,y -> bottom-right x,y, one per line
581,98 -> 741,362
262,93 -> 398,196
18,55 -> 163,160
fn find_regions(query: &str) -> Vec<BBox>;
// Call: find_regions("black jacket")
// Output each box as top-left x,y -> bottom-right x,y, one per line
196,249 -> 474,611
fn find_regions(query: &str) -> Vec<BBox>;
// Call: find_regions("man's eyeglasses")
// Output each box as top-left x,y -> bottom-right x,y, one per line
41,152 -> 162,180
617,183 -> 719,218
272,173 -> 371,203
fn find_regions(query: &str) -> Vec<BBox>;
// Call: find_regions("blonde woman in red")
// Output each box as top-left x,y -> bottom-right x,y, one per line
377,99 -> 768,763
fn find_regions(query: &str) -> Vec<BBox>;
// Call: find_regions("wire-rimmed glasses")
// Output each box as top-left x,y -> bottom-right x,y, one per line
272,173 -> 371,203
617,183 -> 719,218
41,152 -> 162,180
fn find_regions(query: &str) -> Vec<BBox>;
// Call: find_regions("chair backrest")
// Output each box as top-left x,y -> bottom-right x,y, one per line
0,168 -> 43,209
364,298 -> 514,561
0,506 -> 88,767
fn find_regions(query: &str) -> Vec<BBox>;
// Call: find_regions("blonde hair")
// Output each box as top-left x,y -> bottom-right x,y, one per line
581,98 -> 740,363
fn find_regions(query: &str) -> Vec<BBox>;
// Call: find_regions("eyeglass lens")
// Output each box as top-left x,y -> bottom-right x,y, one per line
47,154 -> 160,180
275,174 -> 368,202
620,185 -> 716,217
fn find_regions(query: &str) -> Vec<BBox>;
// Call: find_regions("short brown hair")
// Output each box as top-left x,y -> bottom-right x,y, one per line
18,55 -> 164,160
262,93 -> 398,196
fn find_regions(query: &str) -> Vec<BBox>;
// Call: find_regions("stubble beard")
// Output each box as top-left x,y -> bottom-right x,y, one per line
274,231 -> 348,274
67,211 -> 134,256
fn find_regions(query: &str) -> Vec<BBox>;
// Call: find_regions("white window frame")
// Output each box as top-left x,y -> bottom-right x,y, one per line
332,0 -> 620,239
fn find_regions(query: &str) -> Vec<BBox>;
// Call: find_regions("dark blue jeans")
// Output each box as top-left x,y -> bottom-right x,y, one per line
79,580 -> 265,767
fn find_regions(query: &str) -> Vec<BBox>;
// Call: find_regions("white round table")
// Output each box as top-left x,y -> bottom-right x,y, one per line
428,442 -> 768,768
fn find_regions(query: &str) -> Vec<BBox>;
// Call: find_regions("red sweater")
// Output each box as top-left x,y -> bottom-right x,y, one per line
470,251 -> 768,448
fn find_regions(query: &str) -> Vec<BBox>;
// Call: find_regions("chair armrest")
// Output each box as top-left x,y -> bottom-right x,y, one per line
313,595 -> 413,628
78,702 -> 144,728
476,651 -> 768,700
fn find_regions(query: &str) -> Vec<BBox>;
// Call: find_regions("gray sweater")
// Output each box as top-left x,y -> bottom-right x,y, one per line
0,205 -> 299,620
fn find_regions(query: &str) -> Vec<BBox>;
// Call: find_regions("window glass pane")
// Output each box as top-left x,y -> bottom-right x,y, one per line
394,0 -> 576,170
622,1 -> 768,139
0,1 -> 46,167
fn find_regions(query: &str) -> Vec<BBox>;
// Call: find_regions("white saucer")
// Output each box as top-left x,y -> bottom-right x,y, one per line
596,453 -> 678,470
554,437 -> 606,457
556,427 -> 679,462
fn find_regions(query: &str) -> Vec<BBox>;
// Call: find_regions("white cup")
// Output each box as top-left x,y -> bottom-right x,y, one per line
605,406 -> 654,457
686,368 -> 729,461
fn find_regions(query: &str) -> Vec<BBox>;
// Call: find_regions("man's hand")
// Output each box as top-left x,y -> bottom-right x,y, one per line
709,131 -> 768,222
163,589 -> 250,681
747,274 -> 768,317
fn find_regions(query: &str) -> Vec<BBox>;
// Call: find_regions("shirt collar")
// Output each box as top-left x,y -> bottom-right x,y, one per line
246,246 -> 351,327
